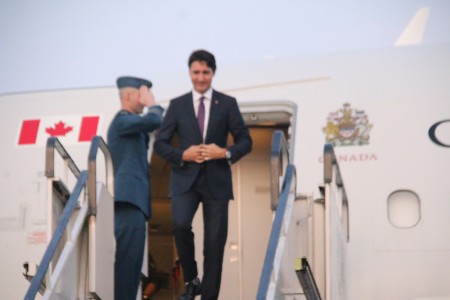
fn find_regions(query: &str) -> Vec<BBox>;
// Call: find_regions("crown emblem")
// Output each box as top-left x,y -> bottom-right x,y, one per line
322,102 -> 373,147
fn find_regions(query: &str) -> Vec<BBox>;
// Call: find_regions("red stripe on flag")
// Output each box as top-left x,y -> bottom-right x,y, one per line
78,116 -> 99,142
18,119 -> 40,145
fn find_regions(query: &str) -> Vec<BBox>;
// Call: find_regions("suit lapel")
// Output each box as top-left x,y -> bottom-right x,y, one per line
182,93 -> 203,141
206,90 -> 221,142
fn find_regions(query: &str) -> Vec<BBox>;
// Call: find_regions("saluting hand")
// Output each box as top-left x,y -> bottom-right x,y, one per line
139,86 -> 156,107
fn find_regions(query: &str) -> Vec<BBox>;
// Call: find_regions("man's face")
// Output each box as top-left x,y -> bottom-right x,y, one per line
126,88 -> 145,114
189,60 -> 214,94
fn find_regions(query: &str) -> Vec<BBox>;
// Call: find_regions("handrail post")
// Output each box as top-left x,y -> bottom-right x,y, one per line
270,130 -> 290,210
323,143 -> 349,241
87,136 -> 114,216
87,136 -> 114,298
322,143 -> 350,300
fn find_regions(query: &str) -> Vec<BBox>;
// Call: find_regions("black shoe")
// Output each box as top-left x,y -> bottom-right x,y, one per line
180,277 -> 201,300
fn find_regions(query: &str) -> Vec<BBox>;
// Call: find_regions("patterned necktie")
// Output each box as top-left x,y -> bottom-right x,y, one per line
197,96 -> 205,139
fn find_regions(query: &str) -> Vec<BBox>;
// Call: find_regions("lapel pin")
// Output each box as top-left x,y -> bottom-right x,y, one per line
214,100 -> 219,104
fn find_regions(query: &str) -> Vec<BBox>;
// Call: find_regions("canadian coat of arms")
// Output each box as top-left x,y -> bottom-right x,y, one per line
322,103 -> 373,146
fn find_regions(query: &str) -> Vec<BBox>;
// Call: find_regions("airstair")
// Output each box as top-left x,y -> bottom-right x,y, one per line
23,136 -> 115,300
257,131 -> 349,300
23,131 -> 349,300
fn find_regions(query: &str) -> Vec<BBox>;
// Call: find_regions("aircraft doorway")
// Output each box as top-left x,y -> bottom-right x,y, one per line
148,102 -> 294,300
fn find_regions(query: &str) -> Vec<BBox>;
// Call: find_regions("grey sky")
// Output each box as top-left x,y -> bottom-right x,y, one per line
0,0 -> 449,95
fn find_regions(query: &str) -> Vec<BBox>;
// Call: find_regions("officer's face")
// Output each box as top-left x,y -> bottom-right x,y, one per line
128,88 -> 144,114
189,61 -> 214,94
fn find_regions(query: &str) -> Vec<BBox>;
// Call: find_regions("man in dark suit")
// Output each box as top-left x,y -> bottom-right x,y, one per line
154,50 -> 252,300
107,76 -> 164,300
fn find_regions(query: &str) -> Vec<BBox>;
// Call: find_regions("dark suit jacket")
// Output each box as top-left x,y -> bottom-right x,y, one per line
107,106 -> 164,219
154,90 -> 252,200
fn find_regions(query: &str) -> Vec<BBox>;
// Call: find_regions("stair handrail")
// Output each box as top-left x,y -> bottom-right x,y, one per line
87,136 -> 114,216
257,164 -> 297,299
24,171 -> 88,300
323,144 -> 342,186
270,130 -> 290,210
322,143 -> 349,300
45,137 -> 81,179
323,143 -> 349,241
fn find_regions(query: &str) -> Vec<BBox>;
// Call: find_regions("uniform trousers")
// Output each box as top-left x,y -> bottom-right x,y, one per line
114,202 -> 146,300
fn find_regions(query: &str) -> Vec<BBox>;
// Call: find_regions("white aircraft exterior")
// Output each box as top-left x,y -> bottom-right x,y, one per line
0,7 -> 449,300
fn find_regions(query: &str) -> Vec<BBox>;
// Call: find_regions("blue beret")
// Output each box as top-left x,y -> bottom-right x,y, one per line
116,76 -> 152,89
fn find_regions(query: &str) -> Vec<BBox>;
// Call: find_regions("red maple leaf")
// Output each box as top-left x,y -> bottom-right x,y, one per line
45,121 -> 73,137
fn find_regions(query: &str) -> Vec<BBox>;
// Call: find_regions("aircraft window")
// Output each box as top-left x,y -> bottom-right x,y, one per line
387,190 -> 421,228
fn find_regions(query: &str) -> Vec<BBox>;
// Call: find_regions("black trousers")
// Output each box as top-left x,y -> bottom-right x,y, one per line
171,170 -> 230,300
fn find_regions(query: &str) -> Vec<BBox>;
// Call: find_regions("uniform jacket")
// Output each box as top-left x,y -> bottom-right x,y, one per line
107,105 -> 164,219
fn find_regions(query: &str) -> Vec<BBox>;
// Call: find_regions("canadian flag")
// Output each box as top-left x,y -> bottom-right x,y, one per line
17,115 -> 101,146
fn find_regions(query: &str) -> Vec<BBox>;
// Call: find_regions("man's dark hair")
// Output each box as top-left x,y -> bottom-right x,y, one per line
188,49 -> 216,73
